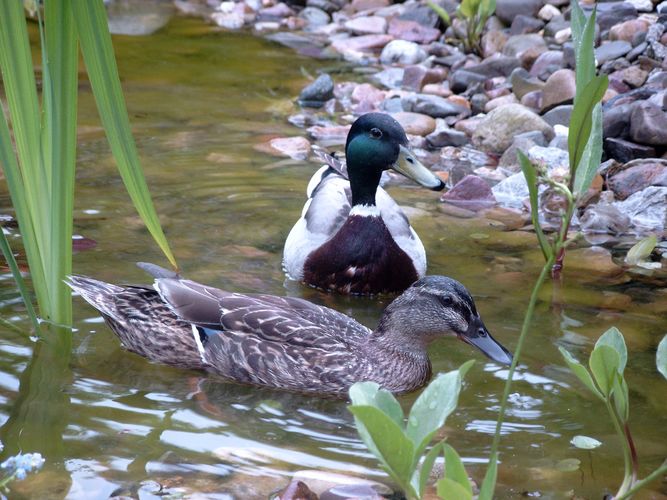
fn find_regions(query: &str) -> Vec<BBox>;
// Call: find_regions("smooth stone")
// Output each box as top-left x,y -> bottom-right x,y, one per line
371,67 -> 404,89
473,104 -> 554,153
522,90 -> 543,111
440,175 -> 496,211
426,121 -> 469,147
291,470 -> 392,497
277,480 -> 318,500
265,32 -> 328,57
502,33 -> 547,59
603,101 -> 638,139
580,203 -> 631,235
604,137 -> 656,163
529,50 -> 565,79
566,247 -> 624,278
562,42 -> 575,68
612,186 -> 667,231
585,2 -> 637,32
625,41 -> 647,61
498,135 -> 545,170
380,39 -> 427,65
544,17 -> 570,38
482,29 -> 508,58
626,0 -> 653,11
485,93 -> 519,111
449,69 -> 488,93
401,65 -> 445,92
538,4 -> 560,21
330,34 -> 393,54
621,65 -> 648,88
298,7 -> 331,30
607,160 -> 667,200
307,124 -> 350,141
491,171 -> 529,209
344,16 -> 387,35
596,41 -> 633,66
307,0 -> 340,13
510,15 -> 544,35
351,0 -> 389,11
299,73 -> 335,107
263,136 -> 311,160
609,19 -> 650,43
422,82 -> 452,97
258,2 -> 294,19
541,104 -> 572,127
467,54 -> 521,78
630,101 -> 667,146
320,484 -> 384,500
397,3 -> 441,28
390,111 -> 436,135
402,93 -> 470,118
496,0 -> 544,25
211,10 -> 245,29
510,67 -> 545,100
479,206 -> 527,229
387,18 -> 440,44
554,27 -> 572,45
541,68 -> 576,111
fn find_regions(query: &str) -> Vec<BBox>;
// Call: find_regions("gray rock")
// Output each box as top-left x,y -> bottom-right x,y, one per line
426,121 -> 469,147
379,96 -> 404,113
470,93 -> 489,114
472,103 -> 555,153
529,50 -> 565,79
499,134 -> 546,171
544,17 -> 570,38
299,74 -> 334,107
402,94 -> 470,118
510,15 -> 545,35
492,171 -> 529,209
496,0 -> 544,25
398,3 -> 441,28
613,186 -> 667,231
307,0 -> 341,13
562,42 -> 575,68
580,203 -> 631,234
468,54 -> 521,78
585,2 -> 637,32
604,138 -> 656,163
265,32 -> 328,57
380,40 -> 427,65
595,41 -> 633,66
607,159 -> 667,199
344,16 -> 387,35
441,175 -> 496,211
298,7 -> 330,30
541,68 -> 576,111
510,67 -> 545,99
502,34 -> 547,59
630,101 -> 667,146
603,102 -> 638,139
371,67 -> 405,89
626,41 -> 647,61
542,104 -> 573,127
449,69 -> 488,93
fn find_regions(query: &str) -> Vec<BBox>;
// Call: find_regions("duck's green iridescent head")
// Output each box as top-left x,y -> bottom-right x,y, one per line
345,113 -> 444,206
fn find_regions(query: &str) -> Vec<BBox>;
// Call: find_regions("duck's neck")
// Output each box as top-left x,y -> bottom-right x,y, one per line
347,157 -> 383,208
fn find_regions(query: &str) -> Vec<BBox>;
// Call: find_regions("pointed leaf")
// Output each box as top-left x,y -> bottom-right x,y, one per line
437,478 -> 473,500
595,327 -> 627,375
443,444 -> 472,495
658,335 -> 667,381
570,435 -> 602,450
458,359 -> 475,379
625,235 -> 658,266
612,372 -> 629,422
558,346 -> 604,400
573,103 -> 603,198
406,370 -> 464,455
589,344 -> 620,397
478,452 -> 497,500
417,441 -> 443,497
571,1 -> 596,94
518,150 -> 552,261
426,1 -> 450,25
348,382 -> 404,428
568,75 -> 608,175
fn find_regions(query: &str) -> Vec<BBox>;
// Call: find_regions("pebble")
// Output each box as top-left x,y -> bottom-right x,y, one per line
379,39 -> 427,65
330,34 -> 393,55
595,40 -> 633,66
262,136 -> 311,160
541,68 -> 576,111
607,160 -> 667,200
390,111 -> 436,135
387,18 -> 440,44
472,103 -> 554,153
344,16 -> 387,35
440,174 -> 496,211
630,101 -> 667,146
290,470 -> 392,497
496,0 -> 544,25
402,93 -> 470,118
299,73 -> 335,107
510,67 -> 545,100
538,4 -> 561,21
566,247 -> 625,279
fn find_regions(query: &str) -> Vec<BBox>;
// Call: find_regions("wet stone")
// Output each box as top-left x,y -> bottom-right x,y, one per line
605,137 -> 656,163
580,203 -> 631,234
440,174 -> 496,211
299,73 -> 334,107
607,160 -> 667,200
277,480 -> 318,500
290,470 -> 392,497
426,122 -> 469,147
613,186 -> 667,231
320,484 -> 384,500
390,111 -> 436,135
261,136 -> 311,160
566,247 -> 625,279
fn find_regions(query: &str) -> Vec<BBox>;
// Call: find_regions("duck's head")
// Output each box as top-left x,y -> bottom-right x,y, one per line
376,276 -> 513,365
345,113 -> 445,206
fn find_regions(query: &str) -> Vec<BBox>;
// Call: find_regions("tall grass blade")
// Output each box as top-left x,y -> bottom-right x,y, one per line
571,1 -> 596,97
71,0 -> 177,268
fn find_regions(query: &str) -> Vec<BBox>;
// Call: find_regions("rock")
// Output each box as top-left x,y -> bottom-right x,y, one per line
529,50 -> 565,79
320,484 -> 384,500
330,34 -> 393,55
290,471 -> 392,497
609,19 -> 650,43
485,93 -> 519,111
307,124 -> 350,142
521,90 -> 542,110
441,175 -> 496,211
258,2 -> 295,19
449,69 -> 488,93
498,134 -> 545,170
387,18 -> 440,44
390,111 -> 436,135
566,247 -> 624,278
265,32 -> 329,57
613,186 -> 667,231
510,15 -> 544,35
371,67 -> 404,89
211,10 -> 245,29
492,171 -> 529,209
261,136 -> 311,160
401,65 -> 445,92
541,69 -> 576,112
542,104 -> 573,127
605,137 -> 656,163
422,82 -> 452,97
380,40 -> 427,65
277,480 -> 318,500
472,103 -> 555,153
625,0 -> 652,11
402,94 -> 470,118
426,121 -> 469,147
482,29 -> 509,58
496,0 -> 544,25
299,74 -> 335,107
470,93 -> 489,114
603,101 -> 638,139
298,7 -> 331,30
595,41 -> 633,66
397,3 -> 441,28
510,67 -> 544,100
586,2 -> 637,32
554,27 -> 572,45
502,34 -> 547,60
344,16 -> 387,35
307,0 -> 340,14
630,101 -> 667,146
607,160 -> 667,200
580,203 -> 631,234
621,65 -> 648,88
480,206 -> 527,229
537,4 -> 560,21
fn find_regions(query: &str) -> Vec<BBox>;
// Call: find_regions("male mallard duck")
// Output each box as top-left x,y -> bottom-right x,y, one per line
283,112 -> 445,296
68,264 -> 512,397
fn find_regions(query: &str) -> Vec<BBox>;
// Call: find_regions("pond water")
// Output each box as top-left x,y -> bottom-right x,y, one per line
0,14 -> 666,500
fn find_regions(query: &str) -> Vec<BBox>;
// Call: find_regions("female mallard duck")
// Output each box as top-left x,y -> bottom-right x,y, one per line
283,112 -> 445,296
68,264 -> 512,397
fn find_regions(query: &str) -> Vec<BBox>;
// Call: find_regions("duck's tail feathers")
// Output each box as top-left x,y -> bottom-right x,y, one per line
66,275 -> 124,319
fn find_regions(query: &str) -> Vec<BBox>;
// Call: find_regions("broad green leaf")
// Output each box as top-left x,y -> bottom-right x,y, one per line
458,359 -> 475,379
595,327 -> 627,375
72,0 -> 177,268
480,0 -> 496,18
458,0 -> 475,18
570,435 -> 602,450
589,344 -> 620,397
658,335 -> 667,381
558,346 -> 604,400
437,478 -> 473,500
478,452 -> 497,500
417,441 -> 443,497
568,75 -> 608,175
612,372 -> 629,422
518,151 -> 552,261
348,405 -> 416,496
625,235 -> 658,266
443,444 -> 472,495
348,382 -> 404,428
406,370 -> 464,456
426,1 -> 450,25
573,103 -> 603,198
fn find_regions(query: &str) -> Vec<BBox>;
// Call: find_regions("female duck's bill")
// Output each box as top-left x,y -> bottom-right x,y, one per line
459,313 -> 513,365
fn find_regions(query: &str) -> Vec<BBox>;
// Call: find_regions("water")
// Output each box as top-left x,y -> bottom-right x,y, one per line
1,15 -> 666,499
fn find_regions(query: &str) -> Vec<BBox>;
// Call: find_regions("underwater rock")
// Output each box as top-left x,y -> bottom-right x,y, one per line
299,74 -> 335,108
441,174 -> 496,211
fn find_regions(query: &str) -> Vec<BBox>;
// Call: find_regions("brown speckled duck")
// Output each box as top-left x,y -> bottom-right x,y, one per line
67,264 -> 512,397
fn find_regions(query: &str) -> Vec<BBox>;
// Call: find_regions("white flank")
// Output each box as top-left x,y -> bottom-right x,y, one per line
349,204 -> 381,217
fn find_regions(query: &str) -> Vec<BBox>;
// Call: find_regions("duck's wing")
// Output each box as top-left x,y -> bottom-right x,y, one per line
312,146 -> 347,179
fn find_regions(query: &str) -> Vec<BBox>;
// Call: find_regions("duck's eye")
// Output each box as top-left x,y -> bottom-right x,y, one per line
370,127 -> 383,139
439,295 -> 453,307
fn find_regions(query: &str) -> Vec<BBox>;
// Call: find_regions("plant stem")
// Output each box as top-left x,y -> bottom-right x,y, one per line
615,461 -> 667,500
487,253 -> 555,463
606,399 -> 633,496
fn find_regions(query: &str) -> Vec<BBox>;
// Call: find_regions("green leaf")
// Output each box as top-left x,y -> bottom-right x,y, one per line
478,452 -> 497,500
426,1 -> 451,25
556,458 -> 581,472
417,441 -> 443,497
518,151 -> 552,261
458,0 -> 475,18
437,478 -> 473,500
568,75 -> 609,175
348,382 -> 404,428
589,344 -> 621,397
558,346 -> 604,400
71,0 -> 177,268
572,103 -> 603,198
458,359 -> 475,378
443,444 -> 472,495
658,335 -> 667,381
406,370 -> 464,456
479,0 -> 496,18
625,235 -> 658,266
348,405 -> 416,496
612,372 -> 629,422
571,1 -> 596,95
595,327 -> 627,375
570,435 -> 602,450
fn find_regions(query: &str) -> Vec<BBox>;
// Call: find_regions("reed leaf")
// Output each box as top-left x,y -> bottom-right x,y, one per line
71,0 -> 177,268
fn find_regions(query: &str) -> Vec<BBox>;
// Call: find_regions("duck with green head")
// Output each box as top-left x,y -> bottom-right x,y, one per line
283,112 -> 445,295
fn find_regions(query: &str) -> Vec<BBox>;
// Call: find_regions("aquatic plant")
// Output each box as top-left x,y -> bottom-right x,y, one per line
0,0 -> 176,329
348,362 -> 474,499
0,441 -> 44,491
427,0 -> 496,55
561,329 -> 667,498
